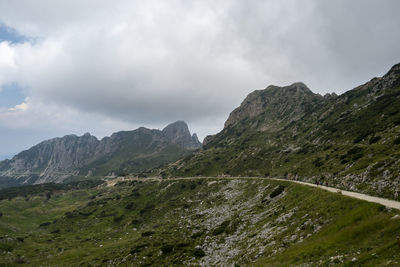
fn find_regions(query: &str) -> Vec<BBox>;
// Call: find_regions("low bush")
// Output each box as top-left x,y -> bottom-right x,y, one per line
39,222 -> 51,227
270,185 -> 285,198
212,220 -> 230,235
125,202 -> 135,210
113,215 -> 124,223
369,135 -> 381,144
193,248 -> 206,257
141,231 -> 155,237
160,244 -> 174,254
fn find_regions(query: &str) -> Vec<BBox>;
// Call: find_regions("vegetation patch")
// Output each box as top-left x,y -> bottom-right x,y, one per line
270,185 -> 285,198
0,178 -> 399,266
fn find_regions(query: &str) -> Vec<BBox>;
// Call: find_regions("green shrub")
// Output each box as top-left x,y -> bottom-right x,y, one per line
113,215 -> 124,223
39,222 -> 51,227
270,185 -> 285,198
140,204 -> 155,215
0,243 -> 13,252
131,219 -> 142,225
141,231 -> 155,237
131,243 -> 148,254
312,157 -> 324,167
190,183 -> 197,190
14,257 -> 25,264
191,231 -> 203,239
347,146 -> 363,155
394,137 -> 400,145
212,220 -> 230,235
125,202 -> 135,210
193,248 -> 206,257
176,242 -> 189,247
160,244 -> 174,254
369,135 -> 381,144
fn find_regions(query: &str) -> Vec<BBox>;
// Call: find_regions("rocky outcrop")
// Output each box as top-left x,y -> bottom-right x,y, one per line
162,121 -> 202,149
203,135 -> 216,147
224,82 -> 325,130
0,121 -> 201,186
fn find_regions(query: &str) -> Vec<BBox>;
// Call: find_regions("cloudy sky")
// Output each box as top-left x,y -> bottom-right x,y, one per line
0,0 -> 399,159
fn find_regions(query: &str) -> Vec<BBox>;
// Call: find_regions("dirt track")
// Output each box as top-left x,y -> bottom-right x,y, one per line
109,176 -> 400,210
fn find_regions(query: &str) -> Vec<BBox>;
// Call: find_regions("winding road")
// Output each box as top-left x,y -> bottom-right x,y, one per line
270,177 -> 400,210
107,176 -> 400,210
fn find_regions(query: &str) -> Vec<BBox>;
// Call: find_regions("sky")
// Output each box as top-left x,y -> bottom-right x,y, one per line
0,0 -> 399,159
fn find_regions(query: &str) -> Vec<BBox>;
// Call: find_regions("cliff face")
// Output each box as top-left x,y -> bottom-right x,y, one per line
166,63 -> 400,200
0,121 -> 201,187
162,121 -> 202,149
224,82 -> 325,129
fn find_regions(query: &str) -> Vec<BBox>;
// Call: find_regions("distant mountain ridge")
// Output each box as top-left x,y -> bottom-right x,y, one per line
0,121 -> 201,188
164,63 -> 400,200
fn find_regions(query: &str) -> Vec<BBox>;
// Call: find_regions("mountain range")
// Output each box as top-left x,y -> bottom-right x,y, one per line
1,63 -> 400,200
163,63 -> 400,200
0,63 -> 400,265
0,121 -> 201,188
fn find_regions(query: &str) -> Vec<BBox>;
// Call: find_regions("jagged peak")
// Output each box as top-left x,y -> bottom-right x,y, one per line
162,120 -> 189,132
324,92 -> 338,99
191,133 -> 201,144
162,121 -> 202,149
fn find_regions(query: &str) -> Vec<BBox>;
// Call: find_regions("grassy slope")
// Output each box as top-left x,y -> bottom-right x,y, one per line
0,178 -> 399,266
81,141 -> 192,177
167,83 -> 400,200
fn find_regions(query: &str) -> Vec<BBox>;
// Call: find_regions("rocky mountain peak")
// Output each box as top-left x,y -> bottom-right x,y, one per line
163,121 -> 190,135
162,121 -> 202,149
191,133 -> 200,143
224,82 -> 321,128
284,82 -> 313,95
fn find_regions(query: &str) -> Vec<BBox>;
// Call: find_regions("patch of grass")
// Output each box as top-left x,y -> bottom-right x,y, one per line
0,178 -> 399,266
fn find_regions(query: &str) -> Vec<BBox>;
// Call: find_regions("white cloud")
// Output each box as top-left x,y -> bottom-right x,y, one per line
8,100 -> 28,111
0,97 -> 139,138
0,41 -> 17,86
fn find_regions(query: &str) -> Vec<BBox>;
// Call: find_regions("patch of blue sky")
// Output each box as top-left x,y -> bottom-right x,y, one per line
0,83 -> 26,108
0,23 -> 29,44
0,24 -> 30,108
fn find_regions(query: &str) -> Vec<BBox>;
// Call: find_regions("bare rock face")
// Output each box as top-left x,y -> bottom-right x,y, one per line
224,82 -> 324,130
162,121 -> 202,149
0,121 -> 201,186
203,135 -> 216,147
3,134 -> 100,184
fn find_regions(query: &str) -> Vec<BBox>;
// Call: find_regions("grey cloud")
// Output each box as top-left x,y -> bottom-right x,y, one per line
0,0 -> 399,145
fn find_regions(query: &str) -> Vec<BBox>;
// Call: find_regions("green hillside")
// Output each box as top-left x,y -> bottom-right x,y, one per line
163,63 -> 400,200
0,178 -> 399,266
